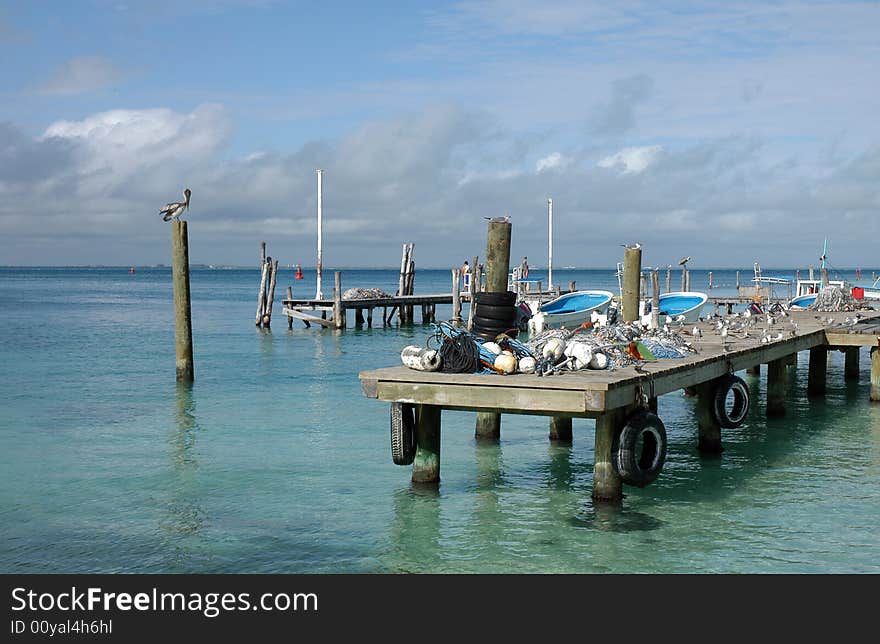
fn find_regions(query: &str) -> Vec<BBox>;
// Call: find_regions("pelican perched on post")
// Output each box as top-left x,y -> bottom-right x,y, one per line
160,188 -> 191,222
679,256 -> 691,266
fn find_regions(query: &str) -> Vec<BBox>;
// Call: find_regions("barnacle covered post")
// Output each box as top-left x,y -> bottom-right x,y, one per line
412,405 -> 442,484
171,220 -> 194,382
622,244 -> 641,322
844,347 -> 859,381
807,346 -> 828,397
767,357 -> 787,416
696,379 -> 722,454
871,347 -> 880,402
592,407 -> 627,502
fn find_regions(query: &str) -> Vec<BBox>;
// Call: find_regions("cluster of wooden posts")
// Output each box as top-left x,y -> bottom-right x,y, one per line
255,241 -> 280,329
395,243 -> 417,324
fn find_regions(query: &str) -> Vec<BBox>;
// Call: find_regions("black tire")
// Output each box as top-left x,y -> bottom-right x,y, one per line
474,302 -> 516,321
613,410 -> 667,487
472,314 -> 516,329
474,291 -> 516,306
390,402 -> 416,465
713,374 -> 750,428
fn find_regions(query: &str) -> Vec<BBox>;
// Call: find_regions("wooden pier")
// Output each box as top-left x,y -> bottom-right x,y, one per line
359,308 -> 880,502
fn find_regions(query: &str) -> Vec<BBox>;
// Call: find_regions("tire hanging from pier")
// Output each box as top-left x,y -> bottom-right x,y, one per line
613,410 -> 667,487
712,374 -> 750,429
390,402 -> 416,465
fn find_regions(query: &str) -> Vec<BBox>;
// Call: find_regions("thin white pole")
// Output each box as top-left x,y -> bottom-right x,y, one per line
316,169 -> 324,300
547,198 -> 553,290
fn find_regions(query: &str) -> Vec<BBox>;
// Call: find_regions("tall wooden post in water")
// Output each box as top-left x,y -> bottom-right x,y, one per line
622,245 -> 642,323
171,221 -> 194,382
475,219 -> 511,442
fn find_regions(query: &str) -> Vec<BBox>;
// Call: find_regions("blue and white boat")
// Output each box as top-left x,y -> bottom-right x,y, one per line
642,291 -> 709,325
527,290 -> 615,333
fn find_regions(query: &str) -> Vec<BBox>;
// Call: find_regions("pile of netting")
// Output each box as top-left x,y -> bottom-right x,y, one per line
342,287 -> 392,299
808,286 -> 868,312
399,320 -> 698,376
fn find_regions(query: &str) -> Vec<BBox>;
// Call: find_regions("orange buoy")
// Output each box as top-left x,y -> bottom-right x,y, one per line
295,264 -> 303,280
129,266 -> 135,274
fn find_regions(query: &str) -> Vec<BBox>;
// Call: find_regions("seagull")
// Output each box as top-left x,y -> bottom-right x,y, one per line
692,326 -> 702,339
160,188 -> 191,222
679,256 -> 691,265
483,215 -> 510,223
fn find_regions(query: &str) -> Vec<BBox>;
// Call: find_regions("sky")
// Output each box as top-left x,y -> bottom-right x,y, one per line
1,0 -> 878,269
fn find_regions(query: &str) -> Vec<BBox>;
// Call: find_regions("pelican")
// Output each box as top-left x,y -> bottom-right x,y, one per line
679,256 -> 691,265
160,188 -> 192,222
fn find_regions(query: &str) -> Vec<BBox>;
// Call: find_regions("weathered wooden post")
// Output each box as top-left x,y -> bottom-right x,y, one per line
844,348 -> 860,381
452,268 -> 461,325
286,286 -> 294,329
666,266 -> 672,293
639,272 -> 647,301
622,244 -> 641,322
593,407 -> 627,502
685,267 -> 691,292
255,257 -> 269,326
871,347 -> 880,402
333,271 -> 345,330
262,258 -> 279,327
549,416 -> 573,442
696,380 -> 722,453
736,270 -> 741,289
475,218 -> 512,442
569,280 -> 576,293
808,347 -> 827,397
412,404 -> 441,484
650,269 -> 660,329
171,220 -> 194,382
809,265 -> 815,281
767,357 -> 787,416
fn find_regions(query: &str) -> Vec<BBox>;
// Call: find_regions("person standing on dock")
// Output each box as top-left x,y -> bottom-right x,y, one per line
520,256 -> 529,279
461,260 -> 470,291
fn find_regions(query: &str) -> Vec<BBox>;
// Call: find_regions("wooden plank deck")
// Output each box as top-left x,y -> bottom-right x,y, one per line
359,309 -> 880,417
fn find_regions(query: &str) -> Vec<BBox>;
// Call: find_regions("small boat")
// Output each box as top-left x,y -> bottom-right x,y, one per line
788,278 -> 847,309
789,293 -> 817,309
642,291 -> 708,325
527,290 -> 615,333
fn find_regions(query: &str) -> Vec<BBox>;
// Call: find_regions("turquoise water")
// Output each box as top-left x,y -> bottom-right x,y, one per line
1,267 -> 878,573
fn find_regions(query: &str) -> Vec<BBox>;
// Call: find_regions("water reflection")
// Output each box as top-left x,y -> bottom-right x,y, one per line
161,383 -> 205,539
570,501 -> 663,533
387,486 -> 441,572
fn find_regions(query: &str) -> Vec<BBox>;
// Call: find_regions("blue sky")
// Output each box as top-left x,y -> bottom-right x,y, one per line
1,1 -> 878,268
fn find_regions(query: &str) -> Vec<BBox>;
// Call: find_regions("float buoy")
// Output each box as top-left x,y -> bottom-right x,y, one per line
613,410 -> 667,487
295,265 -> 303,280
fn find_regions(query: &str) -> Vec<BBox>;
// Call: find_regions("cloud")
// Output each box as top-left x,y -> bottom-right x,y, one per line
34,56 -> 127,95
590,74 -> 654,136
598,145 -> 662,175
536,152 -> 571,172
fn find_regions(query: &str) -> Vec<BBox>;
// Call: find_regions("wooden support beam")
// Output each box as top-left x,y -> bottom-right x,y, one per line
475,411 -> 501,442
333,271 -> 345,330
696,380 -> 722,454
767,357 -> 787,416
549,416 -> 572,442
593,407 -> 625,502
354,308 -> 365,325
171,220 -> 194,382
452,268 -> 461,325
286,286 -> 294,329
484,220 -> 512,292
844,347 -> 859,381
807,346 -> 827,397
412,404 -> 441,484
367,308 -> 373,328
622,245 -> 641,322
871,347 -> 880,402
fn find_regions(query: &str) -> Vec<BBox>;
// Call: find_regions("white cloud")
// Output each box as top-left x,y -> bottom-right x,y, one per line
598,145 -> 662,175
536,152 -> 570,172
34,56 -> 126,95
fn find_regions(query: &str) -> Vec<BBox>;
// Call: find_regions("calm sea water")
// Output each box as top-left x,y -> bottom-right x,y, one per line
1,266 -> 878,573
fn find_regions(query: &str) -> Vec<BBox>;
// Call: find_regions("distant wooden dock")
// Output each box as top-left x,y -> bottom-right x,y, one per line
359,308 -> 880,502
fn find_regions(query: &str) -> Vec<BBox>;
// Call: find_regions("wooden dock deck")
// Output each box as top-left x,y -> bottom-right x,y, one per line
359,308 -> 880,502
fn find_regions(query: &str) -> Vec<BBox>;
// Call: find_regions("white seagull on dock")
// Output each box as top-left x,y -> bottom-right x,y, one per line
160,188 -> 192,222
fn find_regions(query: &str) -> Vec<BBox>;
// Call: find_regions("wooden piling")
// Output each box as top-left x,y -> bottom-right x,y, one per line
367,308 -> 374,328
255,257 -> 269,326
639,272 -> 647,301
767,357 -> 787,416
569,280 -> 576,293
549,416 -> 573,442
171,220 -> 194,382
696,380 -> 722,454
262,258 -> 278,327
808,347 -> 827,397
286,286 -> 293,329
592,407 -> 625,502
412,404 -> 441,484
666,266 -> 671,293
622,245 -> 641,322
871,347 -> 880,402
736,270 -> 741,289
333,271 -> 345,330
475,219 -> 512,441
650,270 -> 660,330
844,347 -> 860,381
355,308 -> 365,325
452,268 -> 461,325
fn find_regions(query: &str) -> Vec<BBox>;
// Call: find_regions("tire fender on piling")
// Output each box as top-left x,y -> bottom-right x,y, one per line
390,402 -> 416,465
613,410 -> 667,487
712,374 -> 750,429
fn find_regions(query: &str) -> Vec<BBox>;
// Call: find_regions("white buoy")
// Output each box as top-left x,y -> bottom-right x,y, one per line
518,356 -> 537,373
494,353 -> 517,374
400,345 -> 441,371
542,337 -> 566,360
483,342 -> 502,355
588,352 -> 608,369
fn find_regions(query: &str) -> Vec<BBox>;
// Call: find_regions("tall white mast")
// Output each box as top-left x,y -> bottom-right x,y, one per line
315,169 -> 324,300
547,198 -> 553,290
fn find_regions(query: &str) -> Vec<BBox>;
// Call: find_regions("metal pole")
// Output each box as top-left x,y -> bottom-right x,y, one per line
316,169 -> 324,300
547,198 -> 553,290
